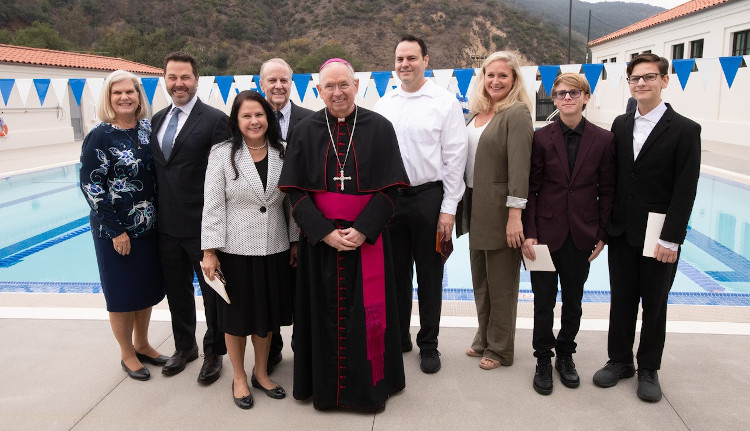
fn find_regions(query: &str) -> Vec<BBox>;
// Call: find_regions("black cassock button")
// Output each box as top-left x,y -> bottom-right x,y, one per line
259,206 -> 267,213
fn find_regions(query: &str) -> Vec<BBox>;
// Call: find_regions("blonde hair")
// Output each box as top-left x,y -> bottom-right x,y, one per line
97,70 -> 148,123
469,51 -> 532,115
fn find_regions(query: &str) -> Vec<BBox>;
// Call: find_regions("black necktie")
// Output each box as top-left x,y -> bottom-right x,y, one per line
275,111 -> 282,121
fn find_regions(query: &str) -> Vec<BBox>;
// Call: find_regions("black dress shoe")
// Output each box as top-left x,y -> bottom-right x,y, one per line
593,360 -> 635,388
197,353 -> 223,384
267,352 -> 283,375
251,374 -> 286,399
419,349 -> 441,374
402,340 -> 413,353
533,360 -> 553,395
135,351 -> 171,366
121,360 -> 150,381
555,356 -> 580,388
162,346 -> 199,376
232,382 -> 254,409
637,368 -> 662,402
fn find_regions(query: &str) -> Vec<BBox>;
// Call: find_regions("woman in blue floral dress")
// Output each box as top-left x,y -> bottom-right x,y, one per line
80,70 -> 167,381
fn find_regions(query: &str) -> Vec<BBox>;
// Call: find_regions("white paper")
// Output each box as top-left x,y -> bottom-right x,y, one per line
642,212 -> 666,258
199,261 -> 230,304
522,244 -> 556,271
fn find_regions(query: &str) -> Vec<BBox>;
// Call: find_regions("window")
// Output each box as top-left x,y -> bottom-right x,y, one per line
671,44 -> 684,73
610,57 -> 617,63
689,39 -> 703,72
733,29 -> 750,56
601,59 -> 608,63
643,50 -> 652,54
631,52 -> 639,60
690,39 -> 704,58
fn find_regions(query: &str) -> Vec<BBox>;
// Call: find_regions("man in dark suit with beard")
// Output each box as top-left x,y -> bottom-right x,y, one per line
258,57 -> 314,374
592,53 -> 701,403
151,51 -> 230,383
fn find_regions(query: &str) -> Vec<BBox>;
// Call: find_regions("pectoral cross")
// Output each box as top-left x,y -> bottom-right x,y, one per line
333,168 -> 352,191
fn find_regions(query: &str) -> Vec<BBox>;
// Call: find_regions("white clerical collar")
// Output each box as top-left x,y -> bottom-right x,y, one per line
634,101 -> 667,124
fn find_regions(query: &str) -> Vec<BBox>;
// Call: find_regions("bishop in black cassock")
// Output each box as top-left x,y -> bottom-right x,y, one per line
279,59 -> 409,412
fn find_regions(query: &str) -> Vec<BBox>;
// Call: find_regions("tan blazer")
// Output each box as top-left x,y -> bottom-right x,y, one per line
457,102 -> 533,250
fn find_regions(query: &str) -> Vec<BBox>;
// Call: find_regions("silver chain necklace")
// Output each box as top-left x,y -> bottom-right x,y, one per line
324,106 -> 358,191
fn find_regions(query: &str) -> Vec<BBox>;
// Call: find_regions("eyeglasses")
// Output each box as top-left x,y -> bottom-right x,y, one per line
626,73 -> 664,84
552,90 -> 583,100
321,82 -> 352,93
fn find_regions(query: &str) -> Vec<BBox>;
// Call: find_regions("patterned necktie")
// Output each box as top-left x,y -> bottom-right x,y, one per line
161,107 -> 182,160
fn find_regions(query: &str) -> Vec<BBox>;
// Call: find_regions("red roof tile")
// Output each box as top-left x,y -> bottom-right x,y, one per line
589,0 -> 731,46
0,44 -> 163,75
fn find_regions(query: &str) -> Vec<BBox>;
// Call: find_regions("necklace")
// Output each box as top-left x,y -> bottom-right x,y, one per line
115,122 -> 142,149
325,107 -> 358,191
245,139 -> 268,150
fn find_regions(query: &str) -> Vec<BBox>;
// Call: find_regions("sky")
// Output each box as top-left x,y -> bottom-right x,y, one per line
581,0 -> 688,9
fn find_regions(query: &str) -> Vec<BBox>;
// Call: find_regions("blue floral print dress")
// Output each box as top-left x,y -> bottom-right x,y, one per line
79,120 -> 164,312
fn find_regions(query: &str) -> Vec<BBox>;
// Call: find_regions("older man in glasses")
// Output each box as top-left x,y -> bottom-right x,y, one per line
522,72 -> 615,396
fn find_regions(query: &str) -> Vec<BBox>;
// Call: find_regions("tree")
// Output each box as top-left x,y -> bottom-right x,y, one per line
13,22 -> 75,51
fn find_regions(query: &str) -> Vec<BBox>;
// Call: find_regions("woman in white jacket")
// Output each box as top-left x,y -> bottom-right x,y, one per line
201,90 -> 299,409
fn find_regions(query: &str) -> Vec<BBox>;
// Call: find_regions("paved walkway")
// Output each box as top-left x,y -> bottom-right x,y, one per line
1,138 -> 749,430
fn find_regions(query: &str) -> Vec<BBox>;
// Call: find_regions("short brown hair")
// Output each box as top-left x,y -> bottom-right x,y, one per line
163,51 -> 199,76
627,53 -> 668,76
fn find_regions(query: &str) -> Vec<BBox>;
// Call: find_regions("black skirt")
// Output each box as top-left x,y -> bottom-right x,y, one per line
215,250 -> 294,337
92,232 -> 165,312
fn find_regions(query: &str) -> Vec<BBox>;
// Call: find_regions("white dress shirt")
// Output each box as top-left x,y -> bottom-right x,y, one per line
632,100 -> 677,251
277,100 -> 292,140
373,79 -> 468,215
157,94 -> 199,150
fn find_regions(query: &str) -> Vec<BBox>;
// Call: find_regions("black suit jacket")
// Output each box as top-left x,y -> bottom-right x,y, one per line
150,98 -> 230,238
523,118 -> 615,253
607,103 -> 701,248
287,101 -> 314,141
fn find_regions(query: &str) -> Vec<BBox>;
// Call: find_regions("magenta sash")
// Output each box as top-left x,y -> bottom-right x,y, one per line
312,192 -> 386,385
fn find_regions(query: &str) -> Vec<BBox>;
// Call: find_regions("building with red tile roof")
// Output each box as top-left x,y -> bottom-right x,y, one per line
589,0 -> 732,47
585,0 -> 750,148
0,44 -> 162,74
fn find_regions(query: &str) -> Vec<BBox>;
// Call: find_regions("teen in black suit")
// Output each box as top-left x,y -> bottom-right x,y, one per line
259,58 -> 314,372
593,54 -> 701,403
151,52 -> 230,383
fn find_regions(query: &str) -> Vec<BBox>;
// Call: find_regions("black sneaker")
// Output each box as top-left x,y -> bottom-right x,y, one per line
533,360 -> 553,395
419,349 -> 441,374
555,356 -> 580,388
637,368 -> 662,402
593,360 -> 636,388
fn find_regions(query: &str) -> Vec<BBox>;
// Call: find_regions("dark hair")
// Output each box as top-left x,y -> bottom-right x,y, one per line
398,35 -> 428,57
228,90 -> 284,180
627,53 -> 668,76
163,51 -> 199,76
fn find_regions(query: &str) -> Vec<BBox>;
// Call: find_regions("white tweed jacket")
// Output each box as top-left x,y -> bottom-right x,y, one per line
201,141 -> 299,256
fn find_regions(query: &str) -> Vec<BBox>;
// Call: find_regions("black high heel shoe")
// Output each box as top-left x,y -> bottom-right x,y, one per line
232,382 -> 254,409
251,374 -> 286,399
121,360 -> 150,381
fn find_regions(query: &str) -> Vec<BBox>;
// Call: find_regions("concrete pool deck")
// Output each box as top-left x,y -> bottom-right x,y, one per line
1,138 -> 749,429
1,294 -> 749,430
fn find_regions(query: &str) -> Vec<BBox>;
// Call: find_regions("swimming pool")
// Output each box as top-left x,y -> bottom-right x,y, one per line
1,164 -> 749,305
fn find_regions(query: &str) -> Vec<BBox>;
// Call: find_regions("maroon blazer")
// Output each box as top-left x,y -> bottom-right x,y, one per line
523,118 -> 615,253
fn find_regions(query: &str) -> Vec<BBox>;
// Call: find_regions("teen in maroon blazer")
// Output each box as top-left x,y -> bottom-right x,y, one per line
522,73 -> 615,396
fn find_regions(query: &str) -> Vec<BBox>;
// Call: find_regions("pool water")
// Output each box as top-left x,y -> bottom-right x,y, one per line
1,165 -> 749,305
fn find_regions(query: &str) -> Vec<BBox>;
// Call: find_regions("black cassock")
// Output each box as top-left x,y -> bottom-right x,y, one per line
279,106 -> 409,411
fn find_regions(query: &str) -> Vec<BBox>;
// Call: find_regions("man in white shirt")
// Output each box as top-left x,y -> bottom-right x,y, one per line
592,53 -> 701,403
373,35 -> 468,374
258,58 -> 313,373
